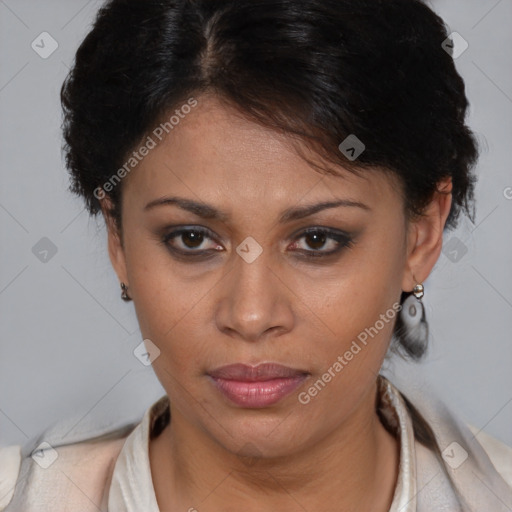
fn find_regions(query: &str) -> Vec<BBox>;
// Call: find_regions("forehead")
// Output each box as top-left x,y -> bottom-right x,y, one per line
123,95 -> 400,213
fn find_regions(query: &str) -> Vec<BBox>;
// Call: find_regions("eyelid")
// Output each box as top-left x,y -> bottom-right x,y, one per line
291,225 -> 352,239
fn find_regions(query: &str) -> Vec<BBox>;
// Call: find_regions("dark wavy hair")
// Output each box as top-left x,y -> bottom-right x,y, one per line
60,0 -> 479,361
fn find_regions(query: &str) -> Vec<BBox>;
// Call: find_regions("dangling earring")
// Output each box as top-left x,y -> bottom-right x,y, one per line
412,283 -> 424,299
120,282 -> 132,302
396,276 -> 428,359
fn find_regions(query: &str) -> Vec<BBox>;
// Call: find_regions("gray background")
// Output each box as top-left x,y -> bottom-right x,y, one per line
1,0 -> 511,448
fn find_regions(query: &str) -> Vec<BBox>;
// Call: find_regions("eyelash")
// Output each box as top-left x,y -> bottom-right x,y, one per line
161,226 -> 354,260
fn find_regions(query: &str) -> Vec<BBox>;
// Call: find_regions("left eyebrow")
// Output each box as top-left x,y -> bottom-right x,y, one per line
278,199 -> 371,223
143,196 -> 371,223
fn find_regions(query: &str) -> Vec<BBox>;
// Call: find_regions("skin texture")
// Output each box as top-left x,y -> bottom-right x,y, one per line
100,94 -> 452,512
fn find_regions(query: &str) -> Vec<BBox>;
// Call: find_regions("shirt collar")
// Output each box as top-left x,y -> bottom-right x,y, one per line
107,375 -> 417,512
107,396 -> 165,512
379,375 -> 417,512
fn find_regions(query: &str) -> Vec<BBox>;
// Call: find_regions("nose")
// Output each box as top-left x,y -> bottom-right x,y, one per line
214,245 -> 295,343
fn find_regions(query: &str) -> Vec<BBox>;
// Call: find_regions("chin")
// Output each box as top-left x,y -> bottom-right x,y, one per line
212,414 -> 310,459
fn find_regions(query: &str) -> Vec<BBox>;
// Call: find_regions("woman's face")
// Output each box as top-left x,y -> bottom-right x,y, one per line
103,94 -> 442,458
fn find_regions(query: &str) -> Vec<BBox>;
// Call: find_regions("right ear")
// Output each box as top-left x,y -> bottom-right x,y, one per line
99,194 -> 128,286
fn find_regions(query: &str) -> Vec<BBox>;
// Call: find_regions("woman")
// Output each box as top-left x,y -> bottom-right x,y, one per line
1,0 -> 511,510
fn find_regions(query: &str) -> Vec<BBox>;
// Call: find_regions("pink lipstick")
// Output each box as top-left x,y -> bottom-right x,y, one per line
207,363 -> 309,408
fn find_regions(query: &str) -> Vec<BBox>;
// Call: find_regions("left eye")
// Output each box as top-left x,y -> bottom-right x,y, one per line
289,228 -> 353,256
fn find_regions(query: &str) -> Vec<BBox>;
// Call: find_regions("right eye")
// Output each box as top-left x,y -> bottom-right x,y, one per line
162,226 -> 224,257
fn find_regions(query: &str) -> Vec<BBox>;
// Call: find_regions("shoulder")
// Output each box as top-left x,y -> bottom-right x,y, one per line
0,419 -> 139,512
381,375 -> 512,509
0,445 -> 21,510
468,424 -> 512,489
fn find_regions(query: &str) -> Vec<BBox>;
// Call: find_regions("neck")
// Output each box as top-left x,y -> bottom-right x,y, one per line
150,380 -> 399,512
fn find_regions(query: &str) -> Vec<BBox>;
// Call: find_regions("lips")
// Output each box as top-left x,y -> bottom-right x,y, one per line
207,363 -> 309,408
208,363 -> 308,381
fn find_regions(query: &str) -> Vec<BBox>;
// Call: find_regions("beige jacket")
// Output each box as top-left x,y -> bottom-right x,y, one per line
1,376 -> 511,511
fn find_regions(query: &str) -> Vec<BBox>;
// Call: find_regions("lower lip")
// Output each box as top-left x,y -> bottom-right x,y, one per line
209,375 -> 308,408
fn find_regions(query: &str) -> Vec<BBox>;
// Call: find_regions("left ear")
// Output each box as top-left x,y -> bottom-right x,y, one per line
401,177 -> 453,292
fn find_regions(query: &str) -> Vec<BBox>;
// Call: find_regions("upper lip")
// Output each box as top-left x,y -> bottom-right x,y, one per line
208,363 -> 309,381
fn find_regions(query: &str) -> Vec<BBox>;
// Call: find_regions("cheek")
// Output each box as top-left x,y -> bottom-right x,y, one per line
314,284 -> 397,375
132,280 -> 210,403
303,232 -> 404,369
296,282 -> 399,423
125,245 -> 205,360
